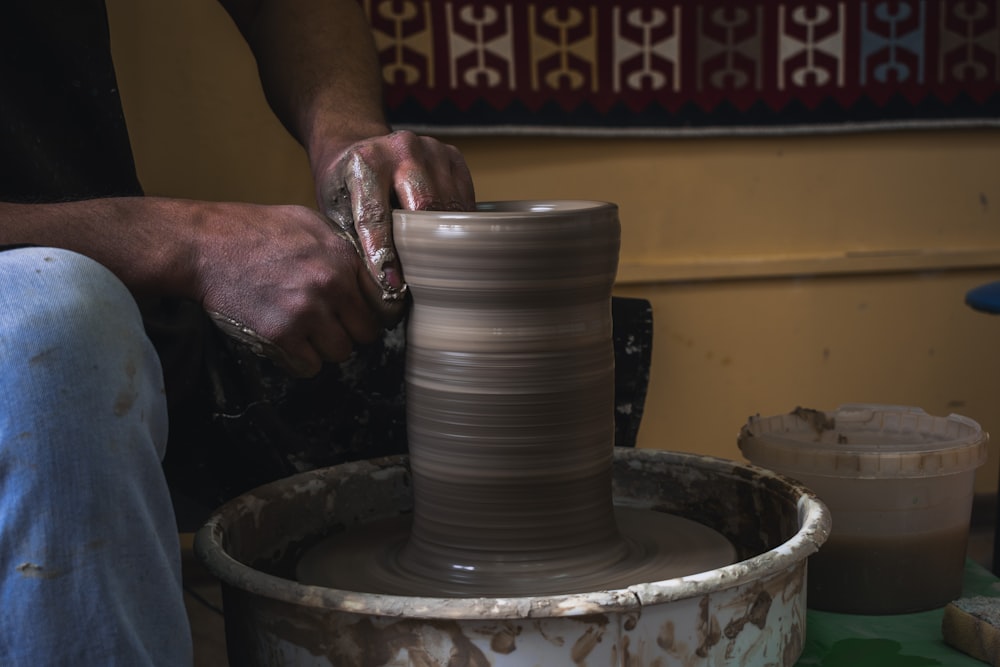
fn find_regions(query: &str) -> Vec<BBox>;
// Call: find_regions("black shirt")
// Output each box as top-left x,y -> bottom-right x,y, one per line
0,0 -> 141,202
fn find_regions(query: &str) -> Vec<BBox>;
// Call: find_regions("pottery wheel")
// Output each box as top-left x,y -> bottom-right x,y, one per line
296,202 -> 736,597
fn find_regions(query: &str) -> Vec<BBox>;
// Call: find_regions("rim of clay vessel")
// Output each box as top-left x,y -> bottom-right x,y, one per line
397,199 -> 616,218
195,449 -> 831,620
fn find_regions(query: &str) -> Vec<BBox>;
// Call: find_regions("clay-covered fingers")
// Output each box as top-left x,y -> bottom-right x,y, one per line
196,204 -> 386,378
318,130 -> 475,317
391,132 -> 476,213
300,287 -> 382,366
264,258 -> 385,377
209,268 -> 382,378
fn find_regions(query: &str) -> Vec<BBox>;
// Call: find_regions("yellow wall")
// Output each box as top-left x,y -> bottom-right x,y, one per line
107,0 -> 1000,491
458,132 -> 1000,498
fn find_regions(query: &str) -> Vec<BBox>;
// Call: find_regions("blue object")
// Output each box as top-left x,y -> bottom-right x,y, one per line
966,281 -> 1000,314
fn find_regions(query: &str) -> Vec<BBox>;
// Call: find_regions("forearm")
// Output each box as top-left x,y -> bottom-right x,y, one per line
219,0 -> 391,166
0,195 -> 396,374
0,197 -> 203,299
216,0 -> 475,301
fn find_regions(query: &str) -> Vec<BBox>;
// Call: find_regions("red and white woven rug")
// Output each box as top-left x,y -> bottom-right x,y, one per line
361,0 -> 1000,136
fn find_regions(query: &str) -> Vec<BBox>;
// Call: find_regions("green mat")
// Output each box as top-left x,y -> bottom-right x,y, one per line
797,560 -> 1000,666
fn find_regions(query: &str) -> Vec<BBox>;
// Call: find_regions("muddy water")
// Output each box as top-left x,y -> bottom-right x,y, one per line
296,201 -> 736,597
807,525 -> 970,614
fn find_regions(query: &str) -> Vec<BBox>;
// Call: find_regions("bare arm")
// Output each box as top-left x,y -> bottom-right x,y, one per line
0,198 -> 201,298
219,0 -> 475,296
219,0 -> 390,159
0,197 -> 381,376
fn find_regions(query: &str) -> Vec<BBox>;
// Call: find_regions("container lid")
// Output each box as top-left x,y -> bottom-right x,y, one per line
738,404 -> 989,478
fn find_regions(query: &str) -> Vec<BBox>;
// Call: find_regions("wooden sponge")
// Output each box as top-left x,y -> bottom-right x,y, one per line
942,596 -> 1000,666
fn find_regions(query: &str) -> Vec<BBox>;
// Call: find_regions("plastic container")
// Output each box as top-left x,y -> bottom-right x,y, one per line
738,404 -> 988,614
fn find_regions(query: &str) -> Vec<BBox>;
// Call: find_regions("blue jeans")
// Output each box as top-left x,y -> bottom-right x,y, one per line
0,247 -> 192,665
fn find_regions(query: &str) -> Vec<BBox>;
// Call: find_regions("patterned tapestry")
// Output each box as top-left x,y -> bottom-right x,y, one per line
361,0 -> 1000,136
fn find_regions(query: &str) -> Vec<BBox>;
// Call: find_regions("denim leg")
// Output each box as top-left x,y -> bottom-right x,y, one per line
0,248 -> 192,666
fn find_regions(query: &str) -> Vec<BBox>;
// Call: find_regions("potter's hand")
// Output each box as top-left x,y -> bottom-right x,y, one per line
195,202 -> 385,378
315,130 -> 475,323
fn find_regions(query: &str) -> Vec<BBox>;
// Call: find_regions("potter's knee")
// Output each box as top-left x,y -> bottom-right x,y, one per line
0,247 -> 145,351
5,246 -> 137,311
0,246 -> 161,406
0,247 -> 169,459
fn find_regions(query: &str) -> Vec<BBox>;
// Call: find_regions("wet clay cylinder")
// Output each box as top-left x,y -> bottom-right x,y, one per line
297,201 -> 735,596
392,201 -> 625,592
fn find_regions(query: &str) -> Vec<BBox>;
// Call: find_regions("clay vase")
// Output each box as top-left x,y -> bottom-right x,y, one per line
392,200 -> 623,595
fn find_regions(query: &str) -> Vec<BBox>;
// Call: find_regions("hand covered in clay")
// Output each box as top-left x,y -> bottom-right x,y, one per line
195,202 -> 387,378
314,130 -> 476,324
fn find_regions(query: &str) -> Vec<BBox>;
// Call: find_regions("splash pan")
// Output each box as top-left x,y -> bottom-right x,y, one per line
194,448 -> 829,666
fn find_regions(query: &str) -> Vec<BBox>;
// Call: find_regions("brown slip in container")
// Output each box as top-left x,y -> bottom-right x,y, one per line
739,404 -> 988,614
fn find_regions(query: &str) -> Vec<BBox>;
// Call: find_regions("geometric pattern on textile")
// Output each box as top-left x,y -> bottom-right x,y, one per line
361,0 -> 1000,136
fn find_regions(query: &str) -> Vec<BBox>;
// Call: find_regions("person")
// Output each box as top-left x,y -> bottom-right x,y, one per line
0,0 -> 476,663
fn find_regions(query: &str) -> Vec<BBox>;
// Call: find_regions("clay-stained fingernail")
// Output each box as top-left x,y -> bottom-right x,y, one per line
381,283 -> 408,303
381,265 -> 404,291
369,248 -> 405,292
